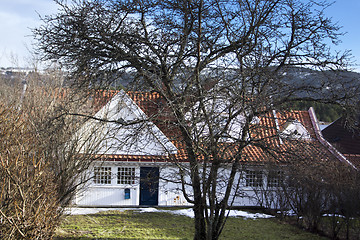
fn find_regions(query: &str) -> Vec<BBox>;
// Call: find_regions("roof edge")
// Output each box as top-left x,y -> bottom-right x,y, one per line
308,107 -> 357,170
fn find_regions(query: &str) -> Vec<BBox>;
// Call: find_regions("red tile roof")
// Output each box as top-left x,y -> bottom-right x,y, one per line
343,154 -> 360,169
276,110 -> 316,138
90,90 -> 343,166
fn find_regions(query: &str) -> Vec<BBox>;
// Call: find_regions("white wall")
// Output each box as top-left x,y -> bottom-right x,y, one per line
75,162 -> 273,207
76,186 -> 139,206
75,163 -> 140,206
75,162 -> 192,207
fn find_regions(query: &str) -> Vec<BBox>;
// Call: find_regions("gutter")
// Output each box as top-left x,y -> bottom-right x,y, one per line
308,107 -> 357,170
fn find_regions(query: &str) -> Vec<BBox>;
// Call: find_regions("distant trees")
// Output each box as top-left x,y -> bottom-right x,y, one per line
34,0 -> 360,239
288,101 -> 343,123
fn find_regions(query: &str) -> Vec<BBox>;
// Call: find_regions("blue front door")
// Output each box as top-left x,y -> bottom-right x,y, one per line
140,167 -> 159,205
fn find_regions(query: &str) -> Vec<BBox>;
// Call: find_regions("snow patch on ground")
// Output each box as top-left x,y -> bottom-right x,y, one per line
277,209 -> 297,216
65,207 -> 274,219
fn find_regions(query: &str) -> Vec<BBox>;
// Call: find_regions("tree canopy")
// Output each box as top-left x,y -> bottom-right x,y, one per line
34,1 -> 360,239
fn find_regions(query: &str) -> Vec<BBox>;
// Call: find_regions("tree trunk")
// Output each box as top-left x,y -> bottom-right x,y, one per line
193,202 -> 207,240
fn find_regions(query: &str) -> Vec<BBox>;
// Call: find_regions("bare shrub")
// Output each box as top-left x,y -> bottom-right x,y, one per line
0,105 -> 61,239
0,69 -> 107,238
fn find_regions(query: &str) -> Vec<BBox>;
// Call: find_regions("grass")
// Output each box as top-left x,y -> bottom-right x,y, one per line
317,215 -> 360,240
55,209 -> 328,240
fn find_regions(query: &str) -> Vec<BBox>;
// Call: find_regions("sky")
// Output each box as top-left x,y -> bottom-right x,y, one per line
0,0 -> 58,68
0,0 -> 359,71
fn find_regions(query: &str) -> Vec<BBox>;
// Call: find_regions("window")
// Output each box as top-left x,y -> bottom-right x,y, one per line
245,170 -> 263,187
281,120 -> 311,140
117,167 -> 135,184
267,170 -> 284,188
93,167 -> 112,184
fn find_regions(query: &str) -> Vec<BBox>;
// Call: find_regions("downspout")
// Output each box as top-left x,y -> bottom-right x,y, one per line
308,107 -> 357,170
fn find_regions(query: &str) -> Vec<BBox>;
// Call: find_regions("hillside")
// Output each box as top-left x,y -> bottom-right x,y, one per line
2,66 -> 358,123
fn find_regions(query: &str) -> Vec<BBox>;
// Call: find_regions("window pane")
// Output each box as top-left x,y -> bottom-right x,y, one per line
267,170 -> 284,188
94,167 -> 112,184
246,170 -> 263,187
117,167 -> 135,184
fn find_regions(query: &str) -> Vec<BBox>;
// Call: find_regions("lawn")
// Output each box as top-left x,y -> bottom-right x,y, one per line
55,209 -> 327,240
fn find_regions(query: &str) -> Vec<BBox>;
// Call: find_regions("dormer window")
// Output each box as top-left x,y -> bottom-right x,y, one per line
281,119 -> 311,140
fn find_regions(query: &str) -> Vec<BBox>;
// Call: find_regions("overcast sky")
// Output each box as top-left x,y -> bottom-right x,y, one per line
0,0 -> 359,71
0,0 -> 58,68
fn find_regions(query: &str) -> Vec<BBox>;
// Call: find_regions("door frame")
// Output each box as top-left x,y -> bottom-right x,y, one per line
139,167 -> 159,206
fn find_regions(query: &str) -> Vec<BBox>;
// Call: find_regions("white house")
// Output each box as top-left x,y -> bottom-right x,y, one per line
74,90 -> 349,207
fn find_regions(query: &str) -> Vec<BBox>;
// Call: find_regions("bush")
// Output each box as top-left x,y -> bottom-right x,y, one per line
0,105 -> 61,239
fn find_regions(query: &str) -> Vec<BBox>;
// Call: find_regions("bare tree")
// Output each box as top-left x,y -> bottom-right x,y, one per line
34,0 -> 359,239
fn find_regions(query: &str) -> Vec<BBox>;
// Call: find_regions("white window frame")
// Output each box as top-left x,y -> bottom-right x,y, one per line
245,170 -> 263,188
93,167 -> 112,184
117,167 -> 136,185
